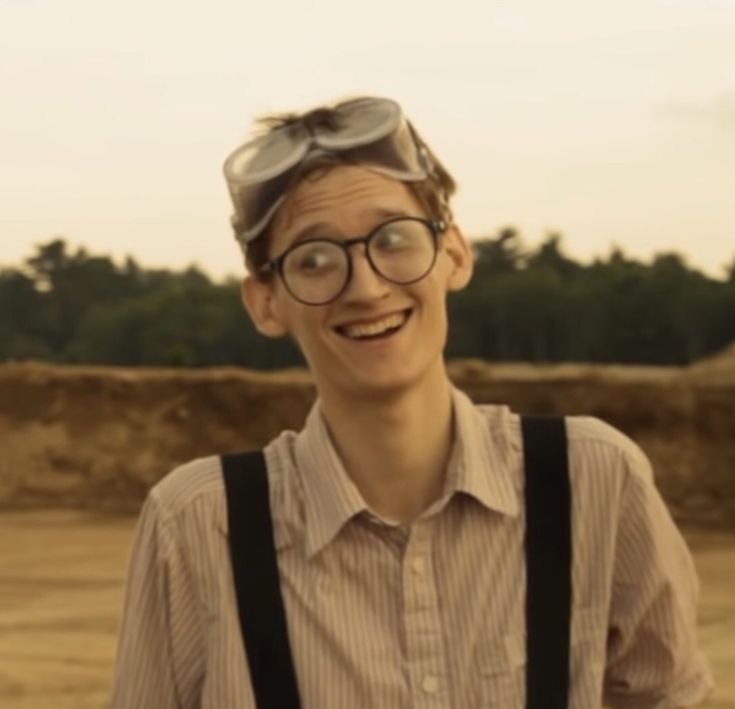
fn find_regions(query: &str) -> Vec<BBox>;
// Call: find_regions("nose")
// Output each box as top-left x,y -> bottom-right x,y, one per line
341,244 -> 391,302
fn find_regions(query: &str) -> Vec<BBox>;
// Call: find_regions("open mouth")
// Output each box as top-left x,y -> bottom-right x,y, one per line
335,309 -> 412,341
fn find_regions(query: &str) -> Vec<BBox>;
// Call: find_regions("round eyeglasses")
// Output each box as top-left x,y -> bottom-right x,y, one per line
260,216 -> 445,305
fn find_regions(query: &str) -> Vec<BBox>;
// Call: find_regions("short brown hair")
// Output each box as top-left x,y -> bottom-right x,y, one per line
241,97 -> 458,278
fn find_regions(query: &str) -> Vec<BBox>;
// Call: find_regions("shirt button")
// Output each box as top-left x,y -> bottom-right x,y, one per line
421,675 -> 439,694
411,557 -> 426,575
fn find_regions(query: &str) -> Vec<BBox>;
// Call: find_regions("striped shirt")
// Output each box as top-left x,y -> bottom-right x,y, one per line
110,386 -> 713,708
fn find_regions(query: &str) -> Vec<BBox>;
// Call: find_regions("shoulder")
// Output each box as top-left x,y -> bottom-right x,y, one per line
479,403 -> 655,497
560,417 -> 656,522
140,455 -> 228,544
499,409 -> 651,474
524,415 -> 658,532
564,416 -> 651,471
490,405 -> 652,475
144,431 -> 300,536
148,454 -> 225,523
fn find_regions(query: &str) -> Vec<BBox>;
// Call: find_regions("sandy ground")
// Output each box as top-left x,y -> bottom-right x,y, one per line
0,511 -> 732,709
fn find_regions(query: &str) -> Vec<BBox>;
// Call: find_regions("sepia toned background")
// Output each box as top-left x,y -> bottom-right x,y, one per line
1,0 -> 734,707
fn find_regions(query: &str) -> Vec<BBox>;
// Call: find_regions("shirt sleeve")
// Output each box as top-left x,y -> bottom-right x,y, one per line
110,492 -> 200,708
602,445 -> 714,708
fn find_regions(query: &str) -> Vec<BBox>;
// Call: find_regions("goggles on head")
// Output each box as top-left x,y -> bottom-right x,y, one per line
223,97 -> 437,245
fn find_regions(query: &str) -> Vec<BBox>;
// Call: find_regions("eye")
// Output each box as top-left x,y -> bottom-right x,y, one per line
372,224 -> 412,251
289,242 -> 341,275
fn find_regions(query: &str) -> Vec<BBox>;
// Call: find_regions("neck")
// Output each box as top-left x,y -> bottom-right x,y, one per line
318,365 -> 455,525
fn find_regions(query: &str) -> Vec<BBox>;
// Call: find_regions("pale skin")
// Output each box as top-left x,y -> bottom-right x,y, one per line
242,165 -> 473,524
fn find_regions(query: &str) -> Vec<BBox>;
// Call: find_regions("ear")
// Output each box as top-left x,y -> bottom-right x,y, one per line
442,224 -> 474,291
241,276 -> 289,338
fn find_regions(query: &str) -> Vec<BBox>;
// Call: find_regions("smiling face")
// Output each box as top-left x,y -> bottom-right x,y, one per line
242,165 -> 473,403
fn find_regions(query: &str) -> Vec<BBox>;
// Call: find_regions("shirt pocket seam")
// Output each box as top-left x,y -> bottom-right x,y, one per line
479,605 -> 607,677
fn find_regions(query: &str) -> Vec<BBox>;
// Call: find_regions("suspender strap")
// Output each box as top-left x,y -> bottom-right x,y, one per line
221,418 -> 570,709
521,415 -> 572,709
221,451 -> 302,709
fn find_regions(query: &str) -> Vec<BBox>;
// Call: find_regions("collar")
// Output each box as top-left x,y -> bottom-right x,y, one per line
446,386 -> 520,519
294,385 -> 520,559
295,404 -> 370,558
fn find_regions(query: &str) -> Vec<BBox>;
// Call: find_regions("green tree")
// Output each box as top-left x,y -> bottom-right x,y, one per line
3,236 -> 734,368
0,269 -> 50,359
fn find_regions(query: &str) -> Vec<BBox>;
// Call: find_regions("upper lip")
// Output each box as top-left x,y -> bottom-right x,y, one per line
332,308 -> 411,330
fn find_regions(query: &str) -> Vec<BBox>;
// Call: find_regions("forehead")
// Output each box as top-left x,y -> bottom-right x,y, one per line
268,165 -> 424,252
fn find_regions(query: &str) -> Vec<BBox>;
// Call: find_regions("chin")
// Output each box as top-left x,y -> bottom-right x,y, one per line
334,360 -> 440,403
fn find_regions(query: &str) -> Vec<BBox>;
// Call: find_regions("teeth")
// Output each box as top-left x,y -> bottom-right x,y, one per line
341,311 -> 408,339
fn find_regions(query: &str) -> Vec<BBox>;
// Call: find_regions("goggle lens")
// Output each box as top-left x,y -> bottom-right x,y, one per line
223,98 -> 433,244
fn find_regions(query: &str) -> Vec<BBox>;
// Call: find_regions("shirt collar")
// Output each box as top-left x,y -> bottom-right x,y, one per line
294,385 -> 520,558
446,386 -> 520,519
295,403 -> 369,558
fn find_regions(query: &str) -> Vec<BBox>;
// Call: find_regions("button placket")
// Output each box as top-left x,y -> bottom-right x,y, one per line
421,674 -> 440,694
411,556 -> 426,575
402,521 -> 448,707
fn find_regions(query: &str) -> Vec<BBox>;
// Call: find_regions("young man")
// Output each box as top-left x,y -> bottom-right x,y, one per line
111,97 -> 712,708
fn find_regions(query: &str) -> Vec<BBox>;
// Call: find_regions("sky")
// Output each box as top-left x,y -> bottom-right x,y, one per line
1,0 -> 734,280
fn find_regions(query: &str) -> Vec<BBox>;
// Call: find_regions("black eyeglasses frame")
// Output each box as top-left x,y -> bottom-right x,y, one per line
259,216 -> 447,306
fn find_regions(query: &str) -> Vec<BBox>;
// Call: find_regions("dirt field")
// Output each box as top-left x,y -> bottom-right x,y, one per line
0,510 -> 732,708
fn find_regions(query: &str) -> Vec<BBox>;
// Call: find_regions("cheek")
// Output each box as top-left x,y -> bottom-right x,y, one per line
415,269 -> 451,307
283,306 -> 330,349
415,279 -> 450,333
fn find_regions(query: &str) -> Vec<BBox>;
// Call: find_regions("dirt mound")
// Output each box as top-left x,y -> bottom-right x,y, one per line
1,360 -> 733,527
686,342 -> 735,384
0,363 -> 316,512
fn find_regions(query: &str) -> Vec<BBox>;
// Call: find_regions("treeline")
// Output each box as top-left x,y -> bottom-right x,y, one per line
1,233 -> 734,368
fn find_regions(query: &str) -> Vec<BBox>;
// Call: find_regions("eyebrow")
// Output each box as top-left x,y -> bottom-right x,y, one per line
285,208 -> 413,247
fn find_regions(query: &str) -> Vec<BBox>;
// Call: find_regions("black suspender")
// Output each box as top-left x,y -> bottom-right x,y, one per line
221,415 -> 572,709
221,451 -> 302,709
521,415 -> 572,709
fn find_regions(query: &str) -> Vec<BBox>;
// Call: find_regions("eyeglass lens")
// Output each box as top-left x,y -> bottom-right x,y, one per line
281,218 -> 437,305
